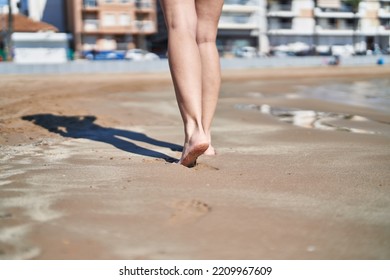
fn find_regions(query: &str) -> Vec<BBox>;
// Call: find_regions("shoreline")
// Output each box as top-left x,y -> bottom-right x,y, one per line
222,65 -> 390,81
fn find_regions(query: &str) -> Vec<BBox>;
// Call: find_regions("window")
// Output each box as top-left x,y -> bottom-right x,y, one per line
328,18 -> 336,27
103,14 -> 116,26
119,14 -> 131,26
346,18 -> 355,28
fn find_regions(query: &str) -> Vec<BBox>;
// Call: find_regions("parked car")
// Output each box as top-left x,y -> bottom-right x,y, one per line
271,45 -> 296,57
316,45 -> 331,56
125,49 -> 160,61
331,45 -> 355,57
83,50 -> 125,60
235,46 -> 257,58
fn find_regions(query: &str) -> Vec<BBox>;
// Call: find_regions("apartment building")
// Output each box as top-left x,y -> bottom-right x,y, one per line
369,0 -> 390,50
268,0 -> 390,53
219,0 -> 269,55
267,0 -> 314,46
67,0 -> 157,56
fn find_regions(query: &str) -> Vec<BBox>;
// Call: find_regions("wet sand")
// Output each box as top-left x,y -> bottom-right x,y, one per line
0,66 -> 390,259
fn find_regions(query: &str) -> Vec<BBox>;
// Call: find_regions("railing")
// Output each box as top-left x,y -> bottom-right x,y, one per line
380,19 -> 390,29
317,25 -> 354,30
83,19 -> 99,31
135,0 -> 152,9
316,18 -> 355,30
268,4 -> 293,12
219,14 -> 256,24
224,0 -> 260,5
316,6 -> 354,13
379,6 -> 390,13
83,0 -> 98,8
134,20 -> 155,32
268,23 -> 293,29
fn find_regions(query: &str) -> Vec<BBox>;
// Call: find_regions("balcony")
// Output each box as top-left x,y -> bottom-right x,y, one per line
82,19 -> 155,34
378,6 -> 390,18
83,0 -> 98,9
268,22 -> 293,30
224,0 -> 259,4
223,0 -> 260,12
83,19 -> 100,31
267,19 -> 296,35
314,7 -> 355,19
134,20 -> 155,33
218,13 -> 258,29
267,3 -> 296,17
378,18 -> 390,34
315,24 -> 355,36
135,0 -> 153,11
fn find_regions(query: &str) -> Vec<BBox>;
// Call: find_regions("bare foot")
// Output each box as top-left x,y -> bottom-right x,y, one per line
203,145 -> 216,156
179,133 -> 209,167
179,142 -> 209,167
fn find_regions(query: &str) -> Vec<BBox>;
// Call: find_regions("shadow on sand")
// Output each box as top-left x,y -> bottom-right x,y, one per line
22,114 -> 181,163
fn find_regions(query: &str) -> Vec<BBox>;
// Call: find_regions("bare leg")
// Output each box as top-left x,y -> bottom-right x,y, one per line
160,0 -> 209,167
196,0 -> 223,155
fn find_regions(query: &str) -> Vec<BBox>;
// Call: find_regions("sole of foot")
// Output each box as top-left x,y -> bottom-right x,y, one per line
179,142 -> 209,168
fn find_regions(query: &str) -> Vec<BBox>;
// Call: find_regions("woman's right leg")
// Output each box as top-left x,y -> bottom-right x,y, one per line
195,0 -> 224,155
160,0 -> 209,167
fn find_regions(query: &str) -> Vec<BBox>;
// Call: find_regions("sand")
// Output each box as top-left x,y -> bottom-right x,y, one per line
0,66 -> 389,259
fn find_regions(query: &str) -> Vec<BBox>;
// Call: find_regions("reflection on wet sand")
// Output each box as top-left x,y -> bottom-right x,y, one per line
302,79 -> 390,113
235,104 -> 384,135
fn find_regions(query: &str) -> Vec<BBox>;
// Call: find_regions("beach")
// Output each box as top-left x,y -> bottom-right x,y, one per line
0,65 -> 389,259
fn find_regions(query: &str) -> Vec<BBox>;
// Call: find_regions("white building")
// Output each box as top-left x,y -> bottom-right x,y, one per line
0,0 -> 69,63
218,0 -> 269,55
267,0 -> 314,44
12,32 -> 69,63
152,0 -> 390,56
267,0 -> 389,55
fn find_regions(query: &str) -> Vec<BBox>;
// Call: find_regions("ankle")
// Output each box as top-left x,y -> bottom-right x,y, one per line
184,120 -> 204,140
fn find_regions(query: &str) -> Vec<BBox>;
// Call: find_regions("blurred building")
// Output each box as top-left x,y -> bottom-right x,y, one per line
0,12 -> 68,63
360,0 -> 390,52
0,0 -> 66,32
267,0 -> 315,46
0,1 -> 66,61
219,0 -> 269,56
268,0 -> 390,54
22,0 -> 67,32
66,0 -> 157,57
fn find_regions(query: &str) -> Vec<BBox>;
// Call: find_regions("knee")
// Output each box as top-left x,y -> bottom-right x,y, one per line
196,35 -> 216,45
166,18 -> 197,39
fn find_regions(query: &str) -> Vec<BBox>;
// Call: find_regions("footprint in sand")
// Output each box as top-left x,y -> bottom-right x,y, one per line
168,200 -> 211,225
193,163 -> 219,171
